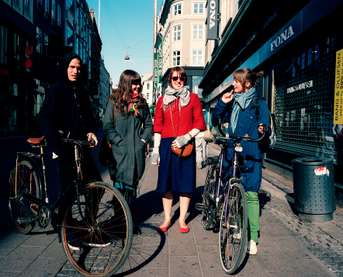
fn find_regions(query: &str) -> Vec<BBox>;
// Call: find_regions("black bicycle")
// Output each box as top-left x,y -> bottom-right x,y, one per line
8,136 -> 133,276
201,134 -> 263,274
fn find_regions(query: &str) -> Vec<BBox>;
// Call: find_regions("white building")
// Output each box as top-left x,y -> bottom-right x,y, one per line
154,0 -> 207,96
142,73 -> 154,107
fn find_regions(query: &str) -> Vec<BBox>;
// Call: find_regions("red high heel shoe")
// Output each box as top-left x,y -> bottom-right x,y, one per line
179,226 -> 190,233
159,222 -> 171,233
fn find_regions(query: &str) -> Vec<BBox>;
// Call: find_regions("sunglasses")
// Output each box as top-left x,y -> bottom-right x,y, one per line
171,76 -> 186,82
131,79 -> 141,85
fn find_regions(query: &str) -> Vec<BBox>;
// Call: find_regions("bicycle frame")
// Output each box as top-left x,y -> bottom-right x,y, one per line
14,143 -> 48,204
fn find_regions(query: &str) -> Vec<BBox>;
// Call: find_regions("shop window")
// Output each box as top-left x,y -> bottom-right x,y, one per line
300,52 -> 306,70
13,33 -> 20,62
314,44 -> 320,62
307,48 -> 312,66
0,25 -> 8,64
36,27 -> 43,54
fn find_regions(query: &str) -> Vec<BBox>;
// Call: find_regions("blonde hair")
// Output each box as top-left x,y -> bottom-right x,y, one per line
233,68 -> 263,89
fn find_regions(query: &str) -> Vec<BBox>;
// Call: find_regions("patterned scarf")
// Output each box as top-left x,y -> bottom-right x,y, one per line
163,85 -> 190,107
230,87 -> 256,133
127,92 -> 141,116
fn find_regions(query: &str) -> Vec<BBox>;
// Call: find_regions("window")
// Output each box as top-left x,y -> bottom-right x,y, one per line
56,2 -> 62,26
173,50 -> 181,66
193,24 -> 203,40
13,33 -> 20,61
44,0 -> 50,17
36,27 -> 48,56
51,0 -> 56,23
193,2 -> 204,14
12,0 -> 23,13
0,25 -> 8,64
23,0 -> 33,21
192,49 -> 203,65
173,3 -> 182,15
173,25 -> 181,41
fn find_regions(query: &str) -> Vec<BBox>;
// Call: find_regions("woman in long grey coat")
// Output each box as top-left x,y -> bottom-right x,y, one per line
103,70 -> 152,203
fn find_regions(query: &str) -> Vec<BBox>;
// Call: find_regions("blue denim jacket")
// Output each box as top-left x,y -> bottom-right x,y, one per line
212,97 -> 270,192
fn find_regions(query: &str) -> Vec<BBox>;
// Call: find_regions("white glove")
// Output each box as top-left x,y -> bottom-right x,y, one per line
52,152 -> 59,159
151,133 -> 161,165
172,133 -> 192,148
151,152 -> 160,165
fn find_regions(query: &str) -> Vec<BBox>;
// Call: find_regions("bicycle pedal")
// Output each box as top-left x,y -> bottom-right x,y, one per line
16,216 -> 36,225
194,203 -> 204,211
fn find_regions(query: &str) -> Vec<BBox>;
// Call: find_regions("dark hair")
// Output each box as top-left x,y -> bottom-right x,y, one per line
168,66 -> 187,86
110,69 -> 146,113
233,68 -> 263,89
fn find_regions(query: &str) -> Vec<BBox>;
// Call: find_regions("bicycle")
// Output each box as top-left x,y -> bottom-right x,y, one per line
201,133 -> 263,274
8,136 -> 133,276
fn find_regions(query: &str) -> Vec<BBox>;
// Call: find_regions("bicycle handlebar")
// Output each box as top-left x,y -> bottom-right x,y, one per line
214,133 -> 265,145
62,138 -> 94,147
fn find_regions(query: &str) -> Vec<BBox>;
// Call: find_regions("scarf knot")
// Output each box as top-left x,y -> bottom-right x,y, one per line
230,88 -> 257,133
163,85 -> 190,108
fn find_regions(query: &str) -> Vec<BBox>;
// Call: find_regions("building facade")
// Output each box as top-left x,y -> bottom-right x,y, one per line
142,72 -> 154,107
98,58 -> 111,119
200,0 -> 343,185
153,0 -> 207,97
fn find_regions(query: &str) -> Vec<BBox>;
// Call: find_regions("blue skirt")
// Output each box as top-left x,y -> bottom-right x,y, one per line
156,138 -> 196,195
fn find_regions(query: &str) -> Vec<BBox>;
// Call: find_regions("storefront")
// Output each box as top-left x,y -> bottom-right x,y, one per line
201,0 -> 343,185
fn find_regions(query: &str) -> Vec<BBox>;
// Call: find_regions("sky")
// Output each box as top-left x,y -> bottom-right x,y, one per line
86,0 -> 164,87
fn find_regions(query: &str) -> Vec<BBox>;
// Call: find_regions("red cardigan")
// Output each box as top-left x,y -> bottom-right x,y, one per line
153,93 -> 206,138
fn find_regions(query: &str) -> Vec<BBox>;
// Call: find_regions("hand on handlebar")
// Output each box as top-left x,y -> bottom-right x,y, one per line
87,132 -> 98,147
257,124 -> 265,135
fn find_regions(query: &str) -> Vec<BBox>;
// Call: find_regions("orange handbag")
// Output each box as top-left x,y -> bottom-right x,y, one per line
169,107 -> 194,158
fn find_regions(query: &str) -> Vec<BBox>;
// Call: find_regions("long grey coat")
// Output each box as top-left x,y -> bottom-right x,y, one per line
103,100 -> 152,186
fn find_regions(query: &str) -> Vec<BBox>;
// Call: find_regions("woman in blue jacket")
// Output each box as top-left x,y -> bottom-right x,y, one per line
212,68 -> 270,255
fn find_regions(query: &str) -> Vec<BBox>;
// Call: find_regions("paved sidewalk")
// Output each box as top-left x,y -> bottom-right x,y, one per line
0,144 -> 341,276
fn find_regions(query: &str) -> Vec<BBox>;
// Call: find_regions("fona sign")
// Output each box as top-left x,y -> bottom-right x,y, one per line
270,26 -> 294,52
209,0 -> 217,29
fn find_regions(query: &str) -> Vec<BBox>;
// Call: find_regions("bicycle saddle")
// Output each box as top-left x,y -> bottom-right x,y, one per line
27,136 -> 45,145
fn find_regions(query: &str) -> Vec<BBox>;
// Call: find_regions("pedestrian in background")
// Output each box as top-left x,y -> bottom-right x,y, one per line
212,68 -> 270,255
151,66 -> 206,233
103,69 -> 152,205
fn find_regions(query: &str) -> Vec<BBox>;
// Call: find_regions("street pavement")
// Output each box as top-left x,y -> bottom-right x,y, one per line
0,143 -> 342,276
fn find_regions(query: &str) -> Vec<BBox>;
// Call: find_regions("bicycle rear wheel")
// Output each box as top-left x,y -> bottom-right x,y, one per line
61,181 -> 133,277
201,164 -> 218,230
219,181 -> 248,274
8,160 -> 41,234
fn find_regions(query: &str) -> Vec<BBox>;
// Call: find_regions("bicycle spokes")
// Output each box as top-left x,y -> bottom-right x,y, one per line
61,182 -> 133,276
219,182 -> 248,274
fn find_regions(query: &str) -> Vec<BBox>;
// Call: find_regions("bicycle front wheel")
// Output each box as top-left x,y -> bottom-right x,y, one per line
8,160 -> 41,234
219,180 -> 248,274
61,181 -> 133,277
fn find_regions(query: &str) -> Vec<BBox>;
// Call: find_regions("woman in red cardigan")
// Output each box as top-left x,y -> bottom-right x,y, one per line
151,66 -> 205,233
